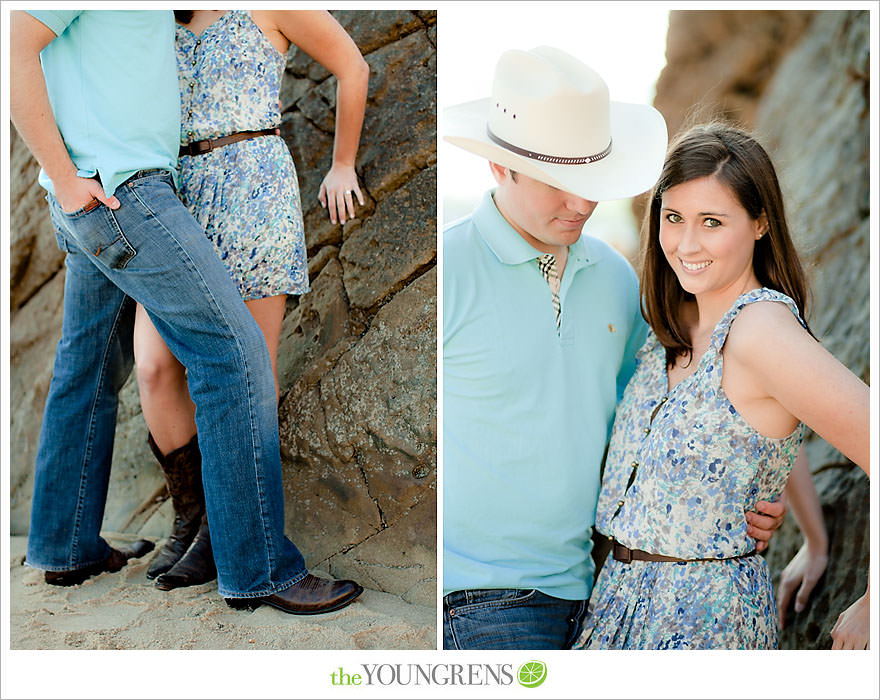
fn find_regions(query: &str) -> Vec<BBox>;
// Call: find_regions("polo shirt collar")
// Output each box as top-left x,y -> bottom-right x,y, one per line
473,189 -> 604,270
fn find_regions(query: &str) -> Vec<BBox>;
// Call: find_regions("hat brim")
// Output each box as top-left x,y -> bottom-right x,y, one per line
444,97 -> 668,202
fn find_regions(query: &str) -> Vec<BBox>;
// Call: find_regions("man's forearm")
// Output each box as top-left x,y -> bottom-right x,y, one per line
10,11 -> 119,211
9,12 -> 77,184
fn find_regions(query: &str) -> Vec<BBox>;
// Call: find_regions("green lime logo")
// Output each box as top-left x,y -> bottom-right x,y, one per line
517,660 -> 547,688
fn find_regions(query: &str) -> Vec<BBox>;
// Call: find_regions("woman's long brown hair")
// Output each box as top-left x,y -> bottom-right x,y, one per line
639,122 -> 814,368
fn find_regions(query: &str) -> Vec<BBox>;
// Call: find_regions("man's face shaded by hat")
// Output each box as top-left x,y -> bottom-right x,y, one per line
489,163 -> 598,255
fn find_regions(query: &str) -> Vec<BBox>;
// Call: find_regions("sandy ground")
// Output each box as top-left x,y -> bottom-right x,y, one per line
8,535 -> 437,650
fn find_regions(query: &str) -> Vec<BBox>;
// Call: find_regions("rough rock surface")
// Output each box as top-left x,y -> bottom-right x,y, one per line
755,10 -> 870,649
654,10 -> 816,140
764,466 -> 870,649
8,10 -> 437,614
633,10 -> 817,224
653,10 -> 869,648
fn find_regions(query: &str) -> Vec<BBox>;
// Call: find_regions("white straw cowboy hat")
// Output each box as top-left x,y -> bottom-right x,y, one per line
444,46 -> 668,201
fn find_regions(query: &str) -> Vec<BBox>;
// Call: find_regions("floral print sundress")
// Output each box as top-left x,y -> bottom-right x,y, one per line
574,288 -> 805,649
176,10 -> 309,300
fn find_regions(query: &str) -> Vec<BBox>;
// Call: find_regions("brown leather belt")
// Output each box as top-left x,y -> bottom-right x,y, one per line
179,128 -> 279,157
612,539 -> 758,564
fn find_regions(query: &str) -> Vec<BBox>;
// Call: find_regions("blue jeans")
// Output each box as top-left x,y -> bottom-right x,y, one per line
26,169 -> 307,597
443,588 -> 587,649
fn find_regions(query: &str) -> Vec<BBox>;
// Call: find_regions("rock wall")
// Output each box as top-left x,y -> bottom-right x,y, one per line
653,10 -> 816,141
632,10 -> 816,224
654,10 -> 869,648
8,10 -> 437,607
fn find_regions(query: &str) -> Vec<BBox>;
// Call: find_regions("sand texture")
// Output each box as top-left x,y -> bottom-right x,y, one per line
8,536 -> 436,650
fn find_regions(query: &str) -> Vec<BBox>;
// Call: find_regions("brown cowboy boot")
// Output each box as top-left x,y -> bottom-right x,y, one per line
154,513 -> 216,590
145,433 -> 205,580
224,574 -> 363,614
45,539 -> 156,586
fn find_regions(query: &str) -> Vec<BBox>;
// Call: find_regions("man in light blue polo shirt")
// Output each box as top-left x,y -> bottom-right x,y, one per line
442,47 -> 784,649
10,10 -> 362,614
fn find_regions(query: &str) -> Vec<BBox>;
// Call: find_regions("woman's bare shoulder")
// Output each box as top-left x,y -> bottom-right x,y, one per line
725,298 -> 812,363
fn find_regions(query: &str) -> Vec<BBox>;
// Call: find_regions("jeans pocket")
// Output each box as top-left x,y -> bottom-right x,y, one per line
58,198 -> 101,217
452,589 -> 538,613
125,170 -> 176,214
445,589 -> 541,650
52,200 -> 137,270
52,228 -> 70,253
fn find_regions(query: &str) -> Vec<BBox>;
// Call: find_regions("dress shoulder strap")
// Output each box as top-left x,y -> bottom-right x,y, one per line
709,287 -> 806,355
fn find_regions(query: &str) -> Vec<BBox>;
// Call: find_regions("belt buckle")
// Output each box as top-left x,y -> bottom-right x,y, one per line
194,139 -> 212,155
612,541 -> 632,564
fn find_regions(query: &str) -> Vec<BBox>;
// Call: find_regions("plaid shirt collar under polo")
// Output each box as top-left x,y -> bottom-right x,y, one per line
537,253 -> 562,331
476,191 -> 603,335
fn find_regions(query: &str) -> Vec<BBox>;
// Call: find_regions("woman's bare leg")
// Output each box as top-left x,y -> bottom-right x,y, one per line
244,294 -> 287,402
133,303 -> 197,455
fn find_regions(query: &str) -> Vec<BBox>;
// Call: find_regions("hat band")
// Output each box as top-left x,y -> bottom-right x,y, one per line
487,127 -> 612,165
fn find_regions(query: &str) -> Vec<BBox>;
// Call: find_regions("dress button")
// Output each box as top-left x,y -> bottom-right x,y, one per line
644,427 -> 651,435
191,59 -> 197,66
617,500 -> 624,507
631,461 -> 639,468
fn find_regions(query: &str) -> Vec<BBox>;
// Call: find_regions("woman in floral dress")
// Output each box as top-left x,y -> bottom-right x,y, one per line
575,123 -> 869,649
133,10 -> 368,590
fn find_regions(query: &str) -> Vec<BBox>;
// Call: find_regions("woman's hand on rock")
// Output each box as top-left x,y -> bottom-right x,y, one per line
318,164 -> 363,225
831,588 -> 870,650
